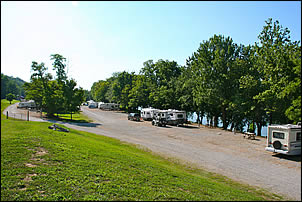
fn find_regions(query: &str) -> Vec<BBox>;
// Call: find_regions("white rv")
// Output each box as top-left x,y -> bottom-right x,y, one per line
99,103 -> 120,110
140,107 -> 159,121
152,110 -> 168,127
88,100 -> 98,108
265,123 -> 301,155
17,100 -> 36,109
166,109 -> 187,126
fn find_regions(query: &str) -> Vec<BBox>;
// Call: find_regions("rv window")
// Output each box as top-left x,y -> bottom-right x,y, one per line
177,114 -> 183,118
297,132 -> 301,141
169,113 -> 173,116
273,132 -> 285,139
147,112 -> 150,115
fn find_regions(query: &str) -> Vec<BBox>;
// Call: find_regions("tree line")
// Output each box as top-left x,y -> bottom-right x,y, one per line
24,54 -> 85,119
1,73 -> 26,100
90,18 -> 301,136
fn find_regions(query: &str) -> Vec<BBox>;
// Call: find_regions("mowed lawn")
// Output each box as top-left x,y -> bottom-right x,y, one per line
1,100 -> 284,201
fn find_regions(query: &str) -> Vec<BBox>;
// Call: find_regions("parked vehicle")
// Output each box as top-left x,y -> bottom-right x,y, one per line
128,113 -> 140,121
17,100 -> 36,109
265,123 -> 301,155
166,109 -> 186,126
99,103 -> 120,110
141,107 -> 159,121
88,100 -> 98,108
152,110 -> 168,127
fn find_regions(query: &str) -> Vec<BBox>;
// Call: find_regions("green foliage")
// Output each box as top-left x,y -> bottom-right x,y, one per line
1,73 -> 26,99
253,18 -> 301,124
6,93 -> 15,104
25,54 -> 85,118
88,18 -> 300,131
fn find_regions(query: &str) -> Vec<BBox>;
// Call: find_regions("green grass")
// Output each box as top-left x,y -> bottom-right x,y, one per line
44,111 -> 94,123
1,99 -> 286,201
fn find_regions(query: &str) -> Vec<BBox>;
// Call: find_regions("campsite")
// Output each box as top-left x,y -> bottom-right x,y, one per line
2,1 -> 300,201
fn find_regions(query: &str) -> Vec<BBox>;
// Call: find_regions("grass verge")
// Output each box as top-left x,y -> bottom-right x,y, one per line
1,99 -> 285,201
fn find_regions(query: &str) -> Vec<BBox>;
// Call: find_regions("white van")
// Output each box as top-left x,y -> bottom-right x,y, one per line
265,123 -> 301,155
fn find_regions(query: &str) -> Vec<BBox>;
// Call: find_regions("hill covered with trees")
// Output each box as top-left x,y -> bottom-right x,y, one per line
1,73 -> 26,99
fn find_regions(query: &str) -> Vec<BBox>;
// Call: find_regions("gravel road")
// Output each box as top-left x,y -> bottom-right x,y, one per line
4,104 -> 301,200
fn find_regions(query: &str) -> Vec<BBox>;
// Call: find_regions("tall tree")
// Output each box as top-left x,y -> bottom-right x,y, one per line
254,18 -> 301,124
189,35 -> 240,129
6,93 -> 15,104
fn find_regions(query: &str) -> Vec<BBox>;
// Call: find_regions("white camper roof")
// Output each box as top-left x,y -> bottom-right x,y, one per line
167,109 -> 185,113
141,107 -> 159,111
268,124 -> 301,130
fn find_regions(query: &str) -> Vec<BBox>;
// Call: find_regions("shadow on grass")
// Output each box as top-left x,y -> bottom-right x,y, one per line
45,116 -> 101,128
272,153 -> 301,162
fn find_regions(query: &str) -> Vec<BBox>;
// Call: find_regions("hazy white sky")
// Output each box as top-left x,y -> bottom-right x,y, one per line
1,1 -> 301,90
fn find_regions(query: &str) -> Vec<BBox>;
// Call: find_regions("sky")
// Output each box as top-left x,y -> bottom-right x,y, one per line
1,1 -> 301,90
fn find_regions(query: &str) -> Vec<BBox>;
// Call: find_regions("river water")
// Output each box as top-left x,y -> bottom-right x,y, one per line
188,113 -> 268,137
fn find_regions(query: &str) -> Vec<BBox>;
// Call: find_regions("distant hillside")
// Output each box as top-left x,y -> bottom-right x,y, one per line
1,73 -> 26,99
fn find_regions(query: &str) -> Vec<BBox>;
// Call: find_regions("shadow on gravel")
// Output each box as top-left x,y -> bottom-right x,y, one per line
179,125 -> 199,129
272,154 -> 301,162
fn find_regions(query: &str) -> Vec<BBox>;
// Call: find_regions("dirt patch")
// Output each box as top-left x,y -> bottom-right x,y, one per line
23,173 -> 37,182
35,147 -> 48,156
25,163 -> 37,168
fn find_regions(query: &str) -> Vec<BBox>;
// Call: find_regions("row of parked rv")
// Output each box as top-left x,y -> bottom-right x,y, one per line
86,100 -> 120,110
140,107 -> 187,127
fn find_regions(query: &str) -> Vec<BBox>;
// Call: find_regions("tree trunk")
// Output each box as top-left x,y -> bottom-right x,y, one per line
256,122 -> 262,136
214,116 -> 219,127
222,107 -> 227,130
197,111 -> 200,127
230,122 -> 234,131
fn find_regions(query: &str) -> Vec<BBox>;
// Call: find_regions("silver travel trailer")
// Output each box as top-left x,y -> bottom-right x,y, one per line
265,123 -> 301,155
99,103 -> 120,110
140,107 -> 159,121
166,109 -> 187,126
17,100 -> 36,109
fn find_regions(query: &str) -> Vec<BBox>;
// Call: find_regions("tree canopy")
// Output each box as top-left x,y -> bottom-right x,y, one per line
89,18 -> 300,136
24,54 -> 85,118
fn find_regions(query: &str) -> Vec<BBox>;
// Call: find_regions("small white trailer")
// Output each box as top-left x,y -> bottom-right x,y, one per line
99,103 -> 120,110
140,107 -> 159,121
166,109 -> 187,126
87,100 -> 98,108
265,123 -> 301,155
17,100 -> 36,109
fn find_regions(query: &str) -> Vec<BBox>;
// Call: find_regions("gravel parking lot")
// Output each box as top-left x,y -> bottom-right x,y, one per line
4,104 -> 301,200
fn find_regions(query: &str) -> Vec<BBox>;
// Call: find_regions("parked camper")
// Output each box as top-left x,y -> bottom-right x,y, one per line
265,123 -> 301,155
17,100 -> 36,109
88,100 -> 98,108
166,109 -> 186,126
99,103 -> 120,110
152,110 -> 168,127
140,107 -> 159,121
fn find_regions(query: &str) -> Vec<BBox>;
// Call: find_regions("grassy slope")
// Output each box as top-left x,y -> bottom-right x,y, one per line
1,99 -> 284,201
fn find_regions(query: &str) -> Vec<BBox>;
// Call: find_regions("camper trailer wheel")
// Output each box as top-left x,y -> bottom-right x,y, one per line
273,141 -> 282,149
152,120 -> 155,125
